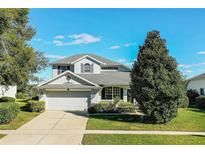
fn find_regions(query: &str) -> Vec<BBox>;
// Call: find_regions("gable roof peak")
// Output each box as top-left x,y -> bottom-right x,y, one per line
50,53 -> 123,66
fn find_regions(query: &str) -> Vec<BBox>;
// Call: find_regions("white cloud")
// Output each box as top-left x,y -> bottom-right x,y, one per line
178,62 -> 205,68
125,62 -> 133,67
118,58 -> 127,63
54,35 -> 65,39
45,54 -> 66,60
181,69 -> 193,76
52,33 -> 101,46
109,45 -> 120,50
52,40 -> 64,46
185,70 -> 192,73
117,58 -> 133,67
33,38 -> 51,44
68,33 -> 101,45
34,38 -> 43,42
124,42 -> 137,47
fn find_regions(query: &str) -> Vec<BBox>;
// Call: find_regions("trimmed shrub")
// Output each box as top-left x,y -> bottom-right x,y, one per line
178,94 -> 189,108
113,96 -> 121,104
88,104 -> 100,113
16,92 -> 29,99
186,89 -> 200,106
0,96 -> 15,103
0,103 -> 20,124
116,101 -> 135,113
98,101 -> 115,113
196,96 -> 205,109
26,100 -> 45,112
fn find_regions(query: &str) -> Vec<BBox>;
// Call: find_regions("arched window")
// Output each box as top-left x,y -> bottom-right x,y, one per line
84,63 -> 91,72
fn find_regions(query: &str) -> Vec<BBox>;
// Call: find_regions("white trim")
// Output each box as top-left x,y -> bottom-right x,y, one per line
71,55 -> 106,65
37,70 -> 100,87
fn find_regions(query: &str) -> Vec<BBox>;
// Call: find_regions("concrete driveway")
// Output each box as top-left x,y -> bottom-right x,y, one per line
0,111 -> 88,145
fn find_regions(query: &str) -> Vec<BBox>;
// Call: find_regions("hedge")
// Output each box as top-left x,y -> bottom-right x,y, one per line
0,103 -> 20,124
16,92 -> 29,99
196,96 -> 205,109
0,96 -> 15,103
26,100 -> 45,112
88,101 -> 136,113
116,101 -> 135,113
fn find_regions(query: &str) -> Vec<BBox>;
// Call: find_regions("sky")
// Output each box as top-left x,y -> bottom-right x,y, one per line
29,8 -> 205,80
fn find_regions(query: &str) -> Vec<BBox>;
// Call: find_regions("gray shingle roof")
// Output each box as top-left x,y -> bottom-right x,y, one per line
50,53 -> 123,66
38,83 -> 98,89
78,71 -> 131,86
188,73 -> 205,81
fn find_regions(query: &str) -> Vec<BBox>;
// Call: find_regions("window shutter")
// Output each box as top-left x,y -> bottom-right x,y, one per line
81,63 -> 84,73
91,63 -> 94,73
67,66 -> 70,70
58,66 -> 61,74
101,88 -> 105,99
120,88 -> 123,99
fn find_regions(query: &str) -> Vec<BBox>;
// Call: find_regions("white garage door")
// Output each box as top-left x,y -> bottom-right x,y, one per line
46,91 -> 90,111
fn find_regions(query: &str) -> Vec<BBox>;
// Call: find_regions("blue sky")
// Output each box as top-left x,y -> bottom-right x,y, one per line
29,8 -> 205,80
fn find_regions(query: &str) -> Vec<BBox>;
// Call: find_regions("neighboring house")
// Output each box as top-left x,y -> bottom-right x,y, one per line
37,54 -> 131,111
0,85 -> 17,98
187,73 -> 205,95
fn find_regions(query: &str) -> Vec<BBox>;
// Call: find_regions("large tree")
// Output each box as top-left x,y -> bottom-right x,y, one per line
130,30 -> 187,124
0,9 -> 48,91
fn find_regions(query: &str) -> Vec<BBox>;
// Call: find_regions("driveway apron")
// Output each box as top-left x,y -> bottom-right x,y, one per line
0,111 -> 88,145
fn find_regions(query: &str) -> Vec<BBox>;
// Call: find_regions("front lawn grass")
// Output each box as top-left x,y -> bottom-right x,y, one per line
0,101 -> 40,130
87,108 -> 205,131
82,134 -> 205,145
0,134 -> 6,139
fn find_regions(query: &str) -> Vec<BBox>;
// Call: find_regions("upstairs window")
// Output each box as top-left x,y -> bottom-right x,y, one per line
58,65 -> 70,74
84,63 -> 91,72
102,67 -> 118,70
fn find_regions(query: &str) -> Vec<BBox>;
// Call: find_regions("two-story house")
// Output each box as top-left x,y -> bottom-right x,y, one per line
37,54 -> 131,111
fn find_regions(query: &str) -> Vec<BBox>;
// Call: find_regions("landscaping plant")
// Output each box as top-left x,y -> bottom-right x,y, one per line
195,96 -> 205,109
113,96 -> 121,104
130,30 -> 187,124
26,100 -> 45,112
0,96 -> 15,103
116,101 -> 135,113
98,101 -> 115,113
16,92 -> 29,99
0,103 -> 20,124
186,89 -> 200,106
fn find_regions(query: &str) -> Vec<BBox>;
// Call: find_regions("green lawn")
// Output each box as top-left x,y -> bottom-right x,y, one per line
0,134 -> 6,139
82,134 -> 205,145
0,101 -> 40,130
87,108 -> 205,131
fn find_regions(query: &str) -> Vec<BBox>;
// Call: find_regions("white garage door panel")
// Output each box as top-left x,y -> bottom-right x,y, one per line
46,91 -> 90,111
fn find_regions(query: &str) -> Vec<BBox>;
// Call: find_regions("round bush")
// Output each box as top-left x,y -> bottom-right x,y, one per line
0,96 -> 15,103
196,96 -> 205,109
88,104 -> 99,113
16,92 -> 29,99
186,89 -> 200,106
0,103 -> 20,124
26,100 -> 45,112
116,101 -> 135,113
